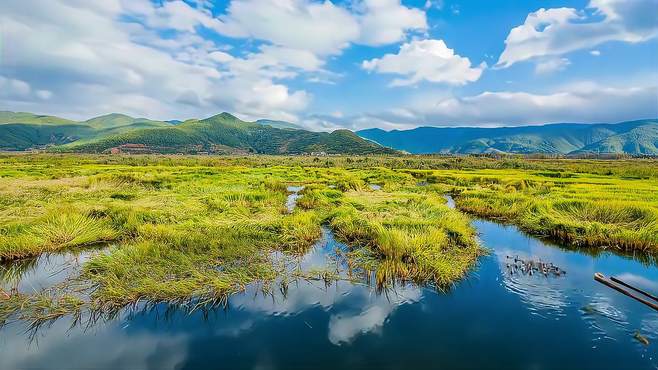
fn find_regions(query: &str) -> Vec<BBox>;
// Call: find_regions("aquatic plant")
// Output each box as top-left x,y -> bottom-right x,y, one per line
0,153 -> 655,326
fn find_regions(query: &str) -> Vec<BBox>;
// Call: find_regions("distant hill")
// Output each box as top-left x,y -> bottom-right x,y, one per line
0,111 -> 77,125
58,113 -> 395,155
4,110 -> 655,155
0,111 -> 173,150
3,112 -> 396,155
572,123 -> 658,155
357,119 -> 658,155
256,119 -> 303,130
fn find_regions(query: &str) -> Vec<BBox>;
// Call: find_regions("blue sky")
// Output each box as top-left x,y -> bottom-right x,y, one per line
0,0 -> 657,130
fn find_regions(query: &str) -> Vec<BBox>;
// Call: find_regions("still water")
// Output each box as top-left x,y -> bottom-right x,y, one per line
1,208 -> 657,369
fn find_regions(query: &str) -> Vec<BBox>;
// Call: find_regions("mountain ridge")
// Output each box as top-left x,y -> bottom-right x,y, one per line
0,111 -> 395,155
357,119 -> 658,155
1,110 -> 656,155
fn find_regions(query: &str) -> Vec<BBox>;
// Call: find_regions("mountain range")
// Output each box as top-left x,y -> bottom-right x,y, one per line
0,111 -> 394,155
1,111 -> 656,155
356,119 -> 658,155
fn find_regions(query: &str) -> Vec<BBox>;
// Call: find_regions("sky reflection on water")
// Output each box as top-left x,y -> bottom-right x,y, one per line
1,217 -> 657,370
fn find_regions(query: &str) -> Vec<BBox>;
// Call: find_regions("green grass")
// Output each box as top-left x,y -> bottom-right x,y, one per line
0,153 -> 656,327
0,153 -> 485,325
426,168 -> 658,252
330,190 -> 482,288
0,208 -> 119,260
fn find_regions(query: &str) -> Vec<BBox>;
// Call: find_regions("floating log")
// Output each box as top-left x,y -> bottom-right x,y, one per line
594,272 -> 658,311
610,276 -> 658,303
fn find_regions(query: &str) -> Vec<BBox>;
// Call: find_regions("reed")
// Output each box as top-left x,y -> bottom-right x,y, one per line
0,153 -> 655,326
330,191 -> 484,288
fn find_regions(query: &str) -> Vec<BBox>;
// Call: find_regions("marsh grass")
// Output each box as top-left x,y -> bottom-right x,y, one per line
449,169 -> 658,252
0,153 -> 656,327
0,209 -> 118,260
330,191 -> 484,288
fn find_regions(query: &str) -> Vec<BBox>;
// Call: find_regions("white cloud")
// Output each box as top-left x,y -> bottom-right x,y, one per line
208,50 -> 234,64
535,57 -> 571,74
356,0 -> 427,46
35,90 -> 53,100
137,0 -> 220,33
0,0 -> 431,121
0,76 -> 31,98
0,76 -> 53,101
310,80 -> 658,130
213,0 -> 360,55
590,50 -> 602,56
328,285 -> 421,345
362,39 -> 485,86
391,83 -> 658,127
212,0 -> 427,54
497,0 -> 658,68
0,0 -> 311,121
209,78 -> 310,122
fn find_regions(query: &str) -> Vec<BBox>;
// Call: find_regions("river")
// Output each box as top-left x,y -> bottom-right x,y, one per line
0,197 -> 656,369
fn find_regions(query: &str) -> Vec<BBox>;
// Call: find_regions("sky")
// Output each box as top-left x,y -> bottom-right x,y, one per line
0,0 -> 657,130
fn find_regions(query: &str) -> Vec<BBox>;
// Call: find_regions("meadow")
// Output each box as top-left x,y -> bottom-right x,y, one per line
0,153 -> 656,325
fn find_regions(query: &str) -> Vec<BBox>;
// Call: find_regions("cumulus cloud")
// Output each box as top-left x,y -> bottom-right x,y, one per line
310,80 -> 658,130
129,0 -> 221,33
0,75 -> 53,102
0,0 -> 431,121
213,0 -> 427,54
213,0 -> 359,55
535,57 -> 571,74
497,0 -> 658,68
356,0 -> 427,46
362,39 -> 485,86
413,84 -> 657,126
0,76 -> 31,99
0,0 -> 313,121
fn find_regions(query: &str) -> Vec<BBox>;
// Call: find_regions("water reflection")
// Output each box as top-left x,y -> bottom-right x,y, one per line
1,208 -> 657,369
493,249 -> 570,318
229,228 -> 422,345
582,293 -> 630,342
0,247 -> 101,294
285,185 -> 304,213
327,285 -> 421,345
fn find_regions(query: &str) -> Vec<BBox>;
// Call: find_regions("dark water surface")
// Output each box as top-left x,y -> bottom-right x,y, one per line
1,212 -> 657,369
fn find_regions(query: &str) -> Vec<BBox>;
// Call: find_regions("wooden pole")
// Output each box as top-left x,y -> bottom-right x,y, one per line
610,276 -> 658,302
594,273 -> 658,311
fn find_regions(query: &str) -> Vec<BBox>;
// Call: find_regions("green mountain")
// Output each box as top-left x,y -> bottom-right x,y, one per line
0,111 -> 77,125
57,112 -> 396,155
357,119 -> 658,155
0,111 -> 173,150
573,123 -> 658,155
256,119 -> 303,130
5,110 -> 653,156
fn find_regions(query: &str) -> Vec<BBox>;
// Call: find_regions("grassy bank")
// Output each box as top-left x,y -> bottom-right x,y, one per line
330,189 -> 482,288
421,168 -> 658,252
0,154 -> 483,325
1,153 -> 656,326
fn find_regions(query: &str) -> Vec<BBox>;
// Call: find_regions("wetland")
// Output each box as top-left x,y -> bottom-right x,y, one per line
0,154 -> 657,369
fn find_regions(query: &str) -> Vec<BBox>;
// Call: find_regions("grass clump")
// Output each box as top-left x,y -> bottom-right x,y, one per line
0,209 -> 118,260
330,191 -> 484,288
449,169 -> 658,252
1,153 -> 656,326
